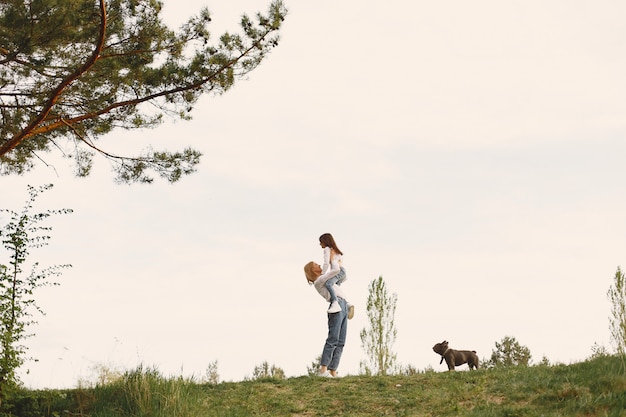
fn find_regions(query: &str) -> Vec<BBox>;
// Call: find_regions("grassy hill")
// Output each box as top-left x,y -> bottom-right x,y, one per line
5,355 -> 626,417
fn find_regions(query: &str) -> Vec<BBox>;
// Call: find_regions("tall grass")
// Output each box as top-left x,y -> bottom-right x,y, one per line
4,355 -> 626,417
88,365 -> 207,417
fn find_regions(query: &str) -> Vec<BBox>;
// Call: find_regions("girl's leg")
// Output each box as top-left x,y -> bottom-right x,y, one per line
335,267 -> 347,285
324,276 -> 339,303
333,268 -> 353,318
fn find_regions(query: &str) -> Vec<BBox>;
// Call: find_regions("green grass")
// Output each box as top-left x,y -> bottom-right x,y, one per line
5,356 -> 626,417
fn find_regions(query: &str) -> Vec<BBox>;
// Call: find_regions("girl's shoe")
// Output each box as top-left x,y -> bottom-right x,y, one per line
347,304 -> 355,320
328,301 -> 341,313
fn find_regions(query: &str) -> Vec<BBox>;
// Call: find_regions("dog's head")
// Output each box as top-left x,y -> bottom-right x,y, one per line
432,340 -> 449,355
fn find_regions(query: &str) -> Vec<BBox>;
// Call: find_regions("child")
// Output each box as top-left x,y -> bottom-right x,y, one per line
319,233 -> 353,317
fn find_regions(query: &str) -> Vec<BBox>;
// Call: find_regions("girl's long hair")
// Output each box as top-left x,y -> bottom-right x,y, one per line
319,233 -> 343,255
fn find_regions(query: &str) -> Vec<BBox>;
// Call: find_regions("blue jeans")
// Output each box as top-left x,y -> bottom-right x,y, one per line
321,297 -> 348,371
324,267 -> 346,303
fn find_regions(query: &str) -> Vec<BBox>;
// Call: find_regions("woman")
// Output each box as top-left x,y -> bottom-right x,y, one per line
304,261 -> 349,377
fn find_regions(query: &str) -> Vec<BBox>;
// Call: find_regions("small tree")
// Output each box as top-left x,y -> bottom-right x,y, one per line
488,336 -> 532,368
250,361 -> 284,380
538,356 -> 551,366
608,266 -> 626,360
306,355 -> 321,377
590,342 -> 610,360
202,360 -> 220,385
0,184 -> 71,403
87,362 -> 124,387
398,363 -> 425,376
360,275 -> 398,376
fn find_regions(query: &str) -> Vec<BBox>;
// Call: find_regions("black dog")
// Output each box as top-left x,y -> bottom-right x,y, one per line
432,340 -> 479,371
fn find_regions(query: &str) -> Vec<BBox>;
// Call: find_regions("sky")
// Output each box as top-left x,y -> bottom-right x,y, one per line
2,0 -> 626,388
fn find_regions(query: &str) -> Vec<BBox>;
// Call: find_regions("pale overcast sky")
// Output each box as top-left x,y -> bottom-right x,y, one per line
2,0 -> 625,388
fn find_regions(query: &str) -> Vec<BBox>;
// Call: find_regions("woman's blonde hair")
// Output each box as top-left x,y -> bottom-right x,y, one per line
303,261 -> 318,284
